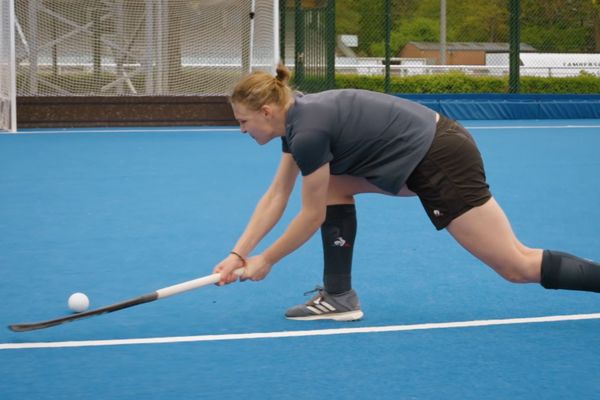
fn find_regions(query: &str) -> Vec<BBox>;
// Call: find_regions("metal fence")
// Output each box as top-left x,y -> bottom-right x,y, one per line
11,0 -> 600,96
282,0 -> 600,93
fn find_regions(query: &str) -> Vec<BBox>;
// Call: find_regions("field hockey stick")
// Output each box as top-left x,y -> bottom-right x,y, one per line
8,268 -> 244,332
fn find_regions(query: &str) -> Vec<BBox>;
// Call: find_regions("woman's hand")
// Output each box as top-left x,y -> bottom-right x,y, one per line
240,254 -> 273,282
213,253 -> 246,286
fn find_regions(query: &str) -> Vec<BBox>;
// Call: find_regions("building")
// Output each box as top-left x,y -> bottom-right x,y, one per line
399,41 -> 537,65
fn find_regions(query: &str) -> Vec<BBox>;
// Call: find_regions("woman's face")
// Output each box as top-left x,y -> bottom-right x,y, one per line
232,102 -> 278,145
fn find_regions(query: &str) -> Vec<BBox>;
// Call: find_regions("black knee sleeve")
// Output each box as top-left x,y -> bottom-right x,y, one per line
321,204 -> 356,294
541,250 -> 600,293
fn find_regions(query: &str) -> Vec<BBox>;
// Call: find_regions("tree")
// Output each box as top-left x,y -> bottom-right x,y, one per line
334,0 -> 596,56
593,0 -> 600,51
370,17 -> 438,56
446,0 -> 508,42
335,0 -> 361,35
521,0 -> 595,51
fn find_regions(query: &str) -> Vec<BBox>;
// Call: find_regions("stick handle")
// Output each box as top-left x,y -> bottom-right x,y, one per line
156,268 -> 244,299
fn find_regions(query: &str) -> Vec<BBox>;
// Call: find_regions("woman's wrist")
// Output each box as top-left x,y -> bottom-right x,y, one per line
261,249 -> 279,267
229,250 -> 247,266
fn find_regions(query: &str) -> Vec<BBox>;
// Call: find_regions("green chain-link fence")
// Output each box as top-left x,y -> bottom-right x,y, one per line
281,0 -> 600,94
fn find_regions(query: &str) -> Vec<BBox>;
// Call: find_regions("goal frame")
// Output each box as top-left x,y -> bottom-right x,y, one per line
1,0 -> 16,132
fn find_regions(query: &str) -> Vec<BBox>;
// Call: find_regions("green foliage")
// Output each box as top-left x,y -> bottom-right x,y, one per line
335,72 -> 600,94
444,0 -> 508,41
370,17 -> 439,56
335,0 -> 363,35
522,26 -> 594,52
521,74 -> 600,93
335,0 -> 598,56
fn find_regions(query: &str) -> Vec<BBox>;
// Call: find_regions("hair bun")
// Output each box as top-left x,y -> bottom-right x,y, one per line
275,63 -> 291,84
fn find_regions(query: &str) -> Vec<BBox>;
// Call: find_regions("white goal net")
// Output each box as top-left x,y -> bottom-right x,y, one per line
0,0 -> 16,131
13,0 -> 279,96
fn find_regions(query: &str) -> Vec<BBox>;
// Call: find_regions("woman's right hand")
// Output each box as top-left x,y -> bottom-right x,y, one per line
213,253 -> 246,286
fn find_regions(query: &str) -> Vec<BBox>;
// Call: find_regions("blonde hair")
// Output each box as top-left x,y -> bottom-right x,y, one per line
230,64 -> 293,111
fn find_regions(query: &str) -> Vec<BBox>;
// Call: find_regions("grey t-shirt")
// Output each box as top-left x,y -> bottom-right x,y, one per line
282,89 -> 437,194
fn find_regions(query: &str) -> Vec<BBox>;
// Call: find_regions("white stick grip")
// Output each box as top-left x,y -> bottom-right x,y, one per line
156,268 -> 244,299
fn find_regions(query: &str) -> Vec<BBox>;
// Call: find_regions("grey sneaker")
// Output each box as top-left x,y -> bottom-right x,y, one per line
285,287 -> 364,321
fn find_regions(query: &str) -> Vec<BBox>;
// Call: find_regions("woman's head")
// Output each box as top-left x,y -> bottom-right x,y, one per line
230,64 -> 293,111
230,65 -> 293,145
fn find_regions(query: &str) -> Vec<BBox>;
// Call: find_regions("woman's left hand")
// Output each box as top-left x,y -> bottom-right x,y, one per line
240,254 -> 273,282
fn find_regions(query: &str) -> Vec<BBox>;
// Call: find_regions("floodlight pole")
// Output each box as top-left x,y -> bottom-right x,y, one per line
384,0 -> 391,93
509,0 -> 520,93
440,0 -> 446,65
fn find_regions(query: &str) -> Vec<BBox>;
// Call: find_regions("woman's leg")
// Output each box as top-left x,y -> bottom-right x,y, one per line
321,175 -> 392,293
447,196 -> 600,292
285,175 -> 393,320
446,197 -> 542,283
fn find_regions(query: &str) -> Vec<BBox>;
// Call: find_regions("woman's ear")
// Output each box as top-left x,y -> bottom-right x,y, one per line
261,104 -> 273,118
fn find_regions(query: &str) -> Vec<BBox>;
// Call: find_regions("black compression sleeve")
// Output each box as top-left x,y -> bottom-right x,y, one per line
541,250 -> 600,293
321,204 -> 357,294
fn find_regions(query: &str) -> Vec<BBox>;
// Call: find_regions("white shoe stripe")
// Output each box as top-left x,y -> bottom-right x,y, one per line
315,304 -> 330,313
320,301 -> 336,311
306,306 -> 322,315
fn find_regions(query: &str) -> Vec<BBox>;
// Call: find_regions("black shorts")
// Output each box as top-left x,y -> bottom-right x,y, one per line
406,115 -> 492,230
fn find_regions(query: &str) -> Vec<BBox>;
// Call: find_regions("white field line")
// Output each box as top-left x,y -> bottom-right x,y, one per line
466,124 -> 600,130
1,127 -> 241,135
2,312 -> 600,351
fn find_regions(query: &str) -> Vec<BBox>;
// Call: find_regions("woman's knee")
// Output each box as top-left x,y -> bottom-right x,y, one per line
498,268 -> 534,284
491,250 -> 542,284
327,175 -> 386,203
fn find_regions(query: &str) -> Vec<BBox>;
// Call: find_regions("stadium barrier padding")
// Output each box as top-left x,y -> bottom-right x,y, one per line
397,94 -> 600,120
17,94 -> 600,128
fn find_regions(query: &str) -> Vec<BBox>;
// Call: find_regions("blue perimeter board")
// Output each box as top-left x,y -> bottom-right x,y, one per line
400,94 -> 600,119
